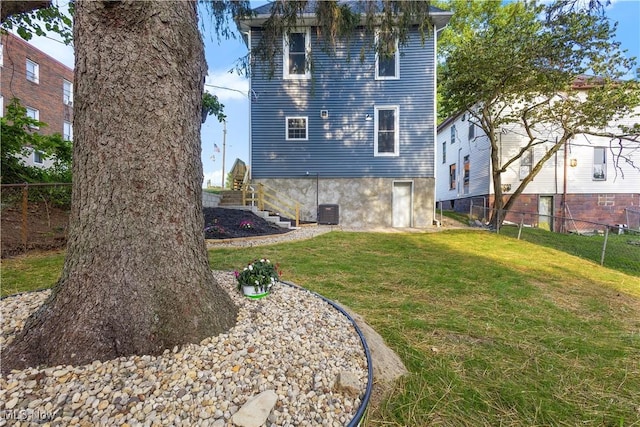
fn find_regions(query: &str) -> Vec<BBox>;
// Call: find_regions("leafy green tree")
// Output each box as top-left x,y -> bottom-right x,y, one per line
0,1 -> 73,44
438,0 -> 639,227
1,98 -> 72,183
201,91 -> 226,123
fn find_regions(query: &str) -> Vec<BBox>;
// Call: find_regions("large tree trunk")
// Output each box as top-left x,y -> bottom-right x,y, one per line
2,0 -> 238,372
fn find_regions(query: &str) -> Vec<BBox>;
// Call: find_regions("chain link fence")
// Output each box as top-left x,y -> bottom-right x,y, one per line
460,203 -> 640,274
1,183 -> 72,257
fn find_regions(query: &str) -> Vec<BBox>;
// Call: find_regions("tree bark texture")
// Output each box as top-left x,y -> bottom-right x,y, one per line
2,0 -> 238,372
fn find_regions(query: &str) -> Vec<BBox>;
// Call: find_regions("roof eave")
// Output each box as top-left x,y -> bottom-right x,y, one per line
238,10 -> 453,32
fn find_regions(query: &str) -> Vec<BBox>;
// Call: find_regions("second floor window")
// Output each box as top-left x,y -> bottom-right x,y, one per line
283,30 -> 310,80
593,147 -> 606,180
64,121 -> 73,141
63,80 -> 73,105
442,141 -> 446,164
286,117 -> 308,140
450,125 -> 456,144
26,107 -> 39,129
26,59 -> 39,83
375,32 -> 399,80
468,122 -> 475,139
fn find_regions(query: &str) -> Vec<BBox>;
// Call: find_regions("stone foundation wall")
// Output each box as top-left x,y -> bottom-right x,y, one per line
252,177 -> 435,228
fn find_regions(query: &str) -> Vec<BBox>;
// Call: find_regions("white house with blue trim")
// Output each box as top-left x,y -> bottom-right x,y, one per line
238,2 -> 452,228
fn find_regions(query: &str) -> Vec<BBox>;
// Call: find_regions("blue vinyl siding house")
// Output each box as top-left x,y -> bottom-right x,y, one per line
239,4 -> 452,228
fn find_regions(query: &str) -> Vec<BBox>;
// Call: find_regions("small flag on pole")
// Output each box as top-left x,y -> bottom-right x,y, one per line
214,143 -> 220,153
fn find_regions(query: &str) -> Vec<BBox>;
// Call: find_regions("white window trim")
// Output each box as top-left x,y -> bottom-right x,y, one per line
26,106 -> 40,129
375,32 -> 399,80
449,163 -> 457,190
64,121 -> 73,141
63,80 -> 73,105
0,96 -> 3,118
285,116 -> 308,141
283,28 -> 311,80
0,43 -> 3,67
593,147 -> 607,181
26,59 -> 39,84
374,105 -> 400,157
33,150 -> 43,164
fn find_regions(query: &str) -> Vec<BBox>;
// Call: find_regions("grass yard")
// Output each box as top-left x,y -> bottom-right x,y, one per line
498,225 -> 640,276
2,230 -> 639,425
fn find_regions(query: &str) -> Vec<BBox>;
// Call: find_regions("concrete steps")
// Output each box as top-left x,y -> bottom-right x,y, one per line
219,204 -> 294,230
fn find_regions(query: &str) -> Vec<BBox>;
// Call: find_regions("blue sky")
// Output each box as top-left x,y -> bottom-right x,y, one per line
25,0 -> 640,188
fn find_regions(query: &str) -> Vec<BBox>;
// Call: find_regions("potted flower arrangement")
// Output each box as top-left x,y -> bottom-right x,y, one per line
235,259 -> 280,299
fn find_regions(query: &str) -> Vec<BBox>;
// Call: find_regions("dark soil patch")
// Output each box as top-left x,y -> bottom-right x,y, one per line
204,207 -> 291,239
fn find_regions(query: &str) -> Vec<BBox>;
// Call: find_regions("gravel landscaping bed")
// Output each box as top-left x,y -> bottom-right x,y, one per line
0,271 -> 368,426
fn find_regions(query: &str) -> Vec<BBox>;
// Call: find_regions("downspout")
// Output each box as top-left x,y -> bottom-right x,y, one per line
433,24 -> 448,226
243,31 -> 255,203
243,30 -> 252,181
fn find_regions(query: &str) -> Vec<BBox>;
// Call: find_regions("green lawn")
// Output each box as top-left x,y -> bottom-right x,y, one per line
498,225 -> 640,276
2,230 -> 639,426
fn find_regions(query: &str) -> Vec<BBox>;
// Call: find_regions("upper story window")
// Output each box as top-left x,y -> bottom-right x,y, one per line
442,141 -> 446,164
519,148 -> 533,180
283,29 -> 310,80
450,125 -> 456,144
0,96 -> 3,118
0,43 -> 3,67
26,59 -> 39,83
468,122 -> 475,139
63,80 -> 73,105
286,117 -> 308,140
593,147 -> 606,180
374,106 -> 399,157
64,121 -> 73,141
26,106 -> 39,129
375,32 -> 399,80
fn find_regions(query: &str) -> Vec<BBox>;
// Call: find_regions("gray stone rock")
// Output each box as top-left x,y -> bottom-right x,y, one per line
231,390 -> 277,427
333,371 -> 361,397
342,306 -> 408,385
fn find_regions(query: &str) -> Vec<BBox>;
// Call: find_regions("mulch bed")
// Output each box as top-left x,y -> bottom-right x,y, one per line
203,207 -> 291,239
1,205 -> 291,258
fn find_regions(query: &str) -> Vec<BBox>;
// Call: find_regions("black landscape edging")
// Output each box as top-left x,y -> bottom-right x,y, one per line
280,280 -> 373,427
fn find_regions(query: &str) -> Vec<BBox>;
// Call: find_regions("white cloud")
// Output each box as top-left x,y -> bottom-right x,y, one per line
205,70 -> 249,102
203,169 -> 224,189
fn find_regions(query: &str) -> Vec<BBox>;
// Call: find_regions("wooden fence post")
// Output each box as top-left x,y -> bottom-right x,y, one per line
21,183 -> 28,251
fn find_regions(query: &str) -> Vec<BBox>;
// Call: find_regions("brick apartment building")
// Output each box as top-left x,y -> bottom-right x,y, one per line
1,32 -> 73,168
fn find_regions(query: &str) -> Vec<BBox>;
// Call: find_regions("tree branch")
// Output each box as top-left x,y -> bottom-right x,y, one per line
1,1 -> 51,23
